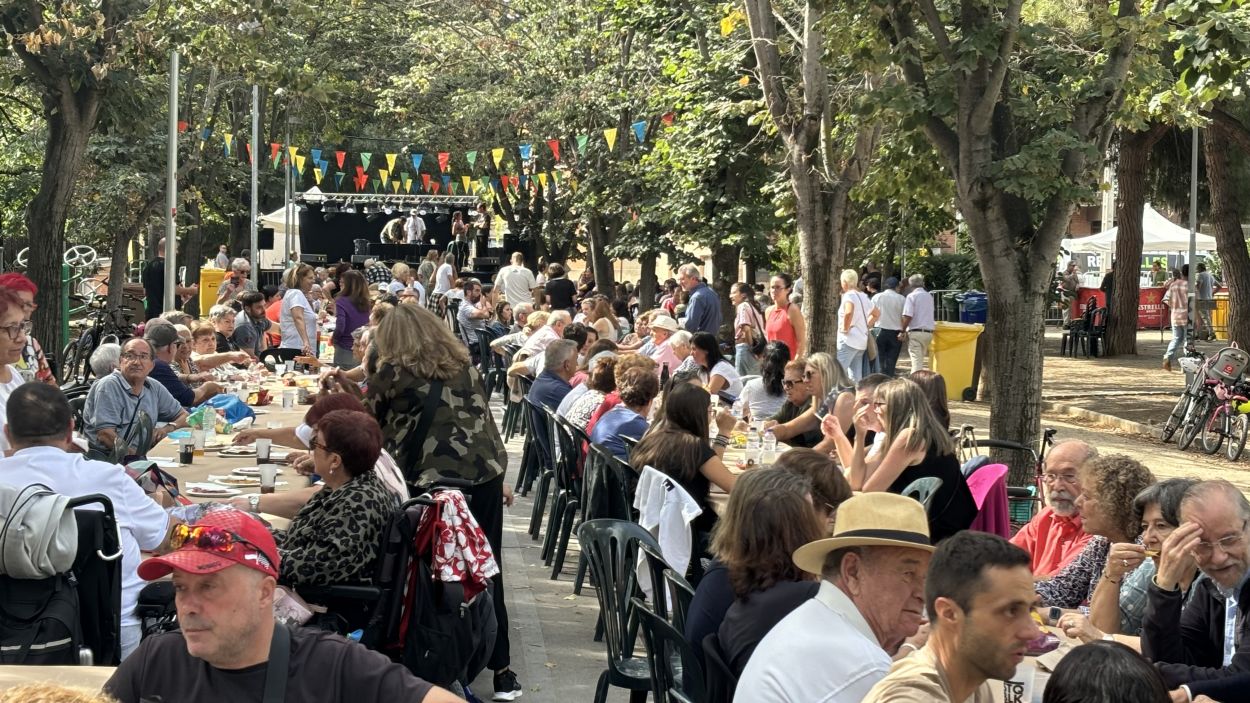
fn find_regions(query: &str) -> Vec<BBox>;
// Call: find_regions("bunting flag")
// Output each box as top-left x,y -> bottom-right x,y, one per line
518,143 -> 533,162
392,180 -> 400,193
519,174 -> 528,191
479,176 -> 490,192
287,146 -> 299,163
295,154 -> 306,177
431,182 -> 441,195
421,173 -> 431,191
547,139 -> 561,162
491,148 -> 505,168
355,165 -> 365,179
437,152 -> 450,172
378,168 -> 389,184
604,128 -> 618,151
576,135 -> 589,157
335,151 -> 346,168
661,112 -> 676,126
356,175 -> 367,191
361,153 -> 373,171
466,150 -> 478,169
386,153 -> 397,173
270,142 -> 281,166
509,175 -> 520,190
313,167 -> 323,185
631,120 -> 647,144
223,133 -> 234,157
401,172 -> 411,187
538,172 -> 548,189
372,178 -> 381,192
177,120 -> 188,133
491,178 -> 501,192
570,177 -> 578,192
318,159 -> 329,176
311,149 -> 322,166
441,174 -> 451,191
411,153 -> 423,172
404,180 -> 413,193
335,172 -> 345,189
451,183 -> 460,195
201,127 -> 213,141
462,175 -> 472,193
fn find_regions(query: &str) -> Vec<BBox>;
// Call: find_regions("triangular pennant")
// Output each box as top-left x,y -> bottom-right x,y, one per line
437,152 -> 450,172
287,146 -> 299,162
386,153 -> 397,172
631,120 -> 647,144
401,172 -> 411,187
404,180 -> 413,193
355,165 -> 364,178
313,167 -> 323,185
520,174 -> 528,191
361,152 -> 372,171
570,177 -> 578,192
372,178 -> 381,192
270,143 -> 281,166
311,148 -> 322,166
576,135 -> 589,157
201,127 -> 213,141
491,148 -> 505,168
479,176 -> 490,191
421,174 -> 431,191
392,180 -> 400,193
466,151 -> 478,169
604,128 -> 618,151
334,172 -> 345,189
335,151 -> 346,169
223,133 -> 233,157
411,153 -> 423,172
177,120 -> 188,133
491,178 -> 501,192
462,176 -> 472,193
661,112 -> 676,127
378,168 -> 389,184
295,154 -> 306,176
538,173 -> 548,189
509,175 -> 519,190
441,174 -> 451,191
547,139 -> 561,162
431,182 -> 441,195
318,159 -> 328,176
551,170 -> 562,182
518,143 -> 532,161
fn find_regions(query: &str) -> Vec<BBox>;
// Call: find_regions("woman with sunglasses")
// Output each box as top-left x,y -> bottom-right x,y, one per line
764,273 -> 805,357
0,287 -> 28,453
763,351 -> 847,444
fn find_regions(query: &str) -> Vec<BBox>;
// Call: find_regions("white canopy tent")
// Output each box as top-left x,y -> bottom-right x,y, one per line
257,187 -> 323,268
1061,204 -> 1217,255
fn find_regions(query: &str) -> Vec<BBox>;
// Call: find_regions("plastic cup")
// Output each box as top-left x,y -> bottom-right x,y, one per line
274,361 -> 287,375
192,429 -> 206,451
993,662 -> 1036,703
235,388 -> 250,404
178,439 -> 194,465
258,464 -> 278,494
282,389 -> 296,409
256,438 -> 272,464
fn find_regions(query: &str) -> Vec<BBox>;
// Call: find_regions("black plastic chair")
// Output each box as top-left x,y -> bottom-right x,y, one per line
638,542 -> 674,621
575,443 -> 639,594
523,398 -> 556,539
664,569 -> 695,636
578,519 -> 661,703
544,415 -> 585,577
1073,306 -> 1108,358
69,395 -> 87,433
701,633 -> 738,703
258,347 -> 299,370
620,434 -> 639,460
634,597 -> 706,703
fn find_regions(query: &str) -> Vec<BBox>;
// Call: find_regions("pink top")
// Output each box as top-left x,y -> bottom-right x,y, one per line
1166,279 -> 1189,326
734,302 -> 764,343
765,304 -> 798,354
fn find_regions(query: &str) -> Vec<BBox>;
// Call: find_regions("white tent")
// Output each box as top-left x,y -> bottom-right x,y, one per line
256,187 -> 324,268
1061,204 -> 1217,255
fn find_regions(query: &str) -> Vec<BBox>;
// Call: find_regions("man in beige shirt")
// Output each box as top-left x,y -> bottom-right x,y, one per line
863,532 -> 1041,703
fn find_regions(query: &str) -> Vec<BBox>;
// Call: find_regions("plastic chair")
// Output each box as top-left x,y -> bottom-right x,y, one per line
638,542 -> 674,619
620,434 -> 639,460
523,398 -> 556,539
258,347 -> 298,370
665,569 -> 695,636
475,329 -> 505,397
577,519 -> 661,703
575,443 -> 634,595
701,633 -> 738,703
69,395 -> 87,433
634,597 -> 706,703
546,417 -> 588,577
966,463 -> 1012,539
900,477 -> 943,510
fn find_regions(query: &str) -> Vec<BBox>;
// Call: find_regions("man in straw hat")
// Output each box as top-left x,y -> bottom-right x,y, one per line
862,531 -> 1041,703
735,492 -> 934,702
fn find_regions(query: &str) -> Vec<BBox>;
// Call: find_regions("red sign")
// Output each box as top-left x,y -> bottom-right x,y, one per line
1072,287 -> 1168,329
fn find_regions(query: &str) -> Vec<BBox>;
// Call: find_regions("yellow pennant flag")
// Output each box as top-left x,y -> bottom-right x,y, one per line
492,148 -> 505,168
537,173 -> 548,188
288,146 -> 299,161
603,128 -> 618,151
378,168 -> 389,183
462,175 -> 471,192
392,180 -> 400,193
224,133 -> 234,150
313,167 -> 323,184
386,153 -> 397,172
295,154 -> 306,174
570,177 -> 579,191
405,180 -> 413,193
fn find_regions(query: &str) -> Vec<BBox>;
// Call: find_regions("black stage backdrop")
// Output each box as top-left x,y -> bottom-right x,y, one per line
297,206 -> 533,265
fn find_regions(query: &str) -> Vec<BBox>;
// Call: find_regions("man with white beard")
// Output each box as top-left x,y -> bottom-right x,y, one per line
1009,440 -> 1098,578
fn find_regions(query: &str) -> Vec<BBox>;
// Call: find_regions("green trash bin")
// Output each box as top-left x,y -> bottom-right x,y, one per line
929,321 -> 984,401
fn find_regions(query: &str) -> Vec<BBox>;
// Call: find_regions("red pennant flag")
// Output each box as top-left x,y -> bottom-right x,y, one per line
431,182 -> 440,195
509,175 -> 519,190
547,139 -> 561,162
270,143 -> 281,163
177,120 -> 188,133
355,165 -> 364,178
356,175 -> 367,191
335,151 -> 346,169
661,112 -> 675,127
437,152 -> 450,172
421,174 -> 431,191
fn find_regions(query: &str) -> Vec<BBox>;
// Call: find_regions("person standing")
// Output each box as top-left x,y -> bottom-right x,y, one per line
331,271 -> 371,369
1100,260 -> 1116,299
872,276 -> 906,377
1196,262 -> 1216,341
732,282 -> 766,377
545,263 -> 578,314
405,210 -> 426,245
1061,261 -> 1081,326
1162,268 -> 1188,372
765,273 -> 806,357
495,252 -> 537,306
472,203 -> 492,256
901,274 -> 935,373
214,244 -> 230,270
380,215 -> 407,244
214,258 -> 255,306
280,264 -> 317,358
447,227 -> 471,275
836,269 -> 877,384
142,238 -> 198,321
678,263 -> 722,336
416,250 -> 439,292
1151,260 -> 1168,286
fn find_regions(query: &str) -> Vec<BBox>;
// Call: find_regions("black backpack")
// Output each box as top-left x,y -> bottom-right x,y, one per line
0,571 -> 84,664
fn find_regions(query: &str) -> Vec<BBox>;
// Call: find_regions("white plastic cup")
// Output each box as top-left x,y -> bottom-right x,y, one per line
191,429 -> 206,450
993,662 -> 1036,703
282,389 -> 296,409
258,464 -> 278,494
275,361 -> 287,375
256,438 -> 272,462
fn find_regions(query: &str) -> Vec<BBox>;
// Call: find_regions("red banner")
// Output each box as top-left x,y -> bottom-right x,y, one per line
1073,287 -> 1167,329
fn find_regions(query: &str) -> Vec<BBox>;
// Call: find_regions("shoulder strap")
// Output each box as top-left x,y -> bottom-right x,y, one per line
262,623 -> 290,703
402,378 -> 445,483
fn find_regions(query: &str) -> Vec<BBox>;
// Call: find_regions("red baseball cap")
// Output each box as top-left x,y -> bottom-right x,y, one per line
139,508 -> 280,581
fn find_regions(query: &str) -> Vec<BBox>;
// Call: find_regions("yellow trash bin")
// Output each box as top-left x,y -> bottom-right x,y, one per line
929,321 -> 984,402
199,268 -> 225,316
1212,293 -> 1230,341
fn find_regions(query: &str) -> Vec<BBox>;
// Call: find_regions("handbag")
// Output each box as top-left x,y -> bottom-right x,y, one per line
857,293 -> 878,361
747,305 -> 767,356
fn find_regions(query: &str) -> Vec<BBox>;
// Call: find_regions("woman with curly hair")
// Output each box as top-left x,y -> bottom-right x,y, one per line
1036,454 -> 1156,608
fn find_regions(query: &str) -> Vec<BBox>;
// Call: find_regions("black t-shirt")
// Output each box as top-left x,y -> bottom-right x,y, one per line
105,627 -> 435,703
216,331 -> 238,354
142,258 -> 165,320
545,277 -> 577,311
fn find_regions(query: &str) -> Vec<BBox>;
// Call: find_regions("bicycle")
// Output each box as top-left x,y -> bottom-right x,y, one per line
1197,378 -> 1250,460
1174,345 -> 1250,452
1159,341 -> 1207,442
59,296 -> 136,385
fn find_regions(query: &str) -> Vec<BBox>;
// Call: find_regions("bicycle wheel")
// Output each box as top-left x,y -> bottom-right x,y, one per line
1229,413 -> 1250,461
59,340 -> 81,384
1178,396 -> 1213,451
1200,405 -> 1227,454
1160,392 -> 1193,442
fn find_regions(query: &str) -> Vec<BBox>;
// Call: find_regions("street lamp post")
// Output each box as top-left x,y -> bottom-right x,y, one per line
164,50 -> 179,314
250,84 -> 259,287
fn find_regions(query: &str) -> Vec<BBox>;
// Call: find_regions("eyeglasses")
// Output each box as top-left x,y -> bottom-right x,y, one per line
0,320 -> 31,341
310,437 -> 333,454
121,352 -> 151,362
1194,526 -> 1248,559
871,401 -> 887,409
803,370 -> 817,380
1041,473 -> 1079,485
783,379 -> 803,389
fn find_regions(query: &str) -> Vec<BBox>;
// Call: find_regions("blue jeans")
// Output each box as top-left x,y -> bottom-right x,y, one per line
735,343 -> 760,377
837,343 -> 866,384
1165,324 -> 1187,362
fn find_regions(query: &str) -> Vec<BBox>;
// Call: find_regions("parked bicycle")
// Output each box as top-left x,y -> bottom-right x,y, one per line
59,295 -> 136,385
1173,345 -> 1250,457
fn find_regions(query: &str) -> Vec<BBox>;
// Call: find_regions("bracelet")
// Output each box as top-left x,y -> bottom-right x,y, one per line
1103,572 -> 1122,585
899,643 -> 918,654
713,434 -> 731,448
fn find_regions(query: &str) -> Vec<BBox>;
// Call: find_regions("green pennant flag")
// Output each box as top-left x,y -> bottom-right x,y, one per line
361,153 -> 373,171
479,176 -> 490,192
576,135 -> 589,157
451,183 -> 459,195
466,150 -> 478,169
372,178 -> 381,192
401,172 -> 411,187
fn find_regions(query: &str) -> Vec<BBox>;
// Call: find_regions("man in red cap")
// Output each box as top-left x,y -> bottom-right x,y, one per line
105,508 -> 463,703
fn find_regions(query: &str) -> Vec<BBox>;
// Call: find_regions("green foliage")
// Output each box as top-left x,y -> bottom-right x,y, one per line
905,254 -> 984,292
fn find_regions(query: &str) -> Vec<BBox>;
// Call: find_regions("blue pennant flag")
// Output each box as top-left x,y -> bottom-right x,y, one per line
518,143 -> 532,161
334,172 -> 345,189
411,154 -> 423,172
520,174 -> 528,190
491,178 -> 501,192
311,148 -> 322,165
318,159 -> 329,175
441,174 -> 451,191
631,120 -> 647,144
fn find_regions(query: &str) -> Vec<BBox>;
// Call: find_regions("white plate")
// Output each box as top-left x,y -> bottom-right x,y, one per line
232,466 -> 284,477
145,458 -> 181,469
185,483 -> 241,498
219,446 -> 257,457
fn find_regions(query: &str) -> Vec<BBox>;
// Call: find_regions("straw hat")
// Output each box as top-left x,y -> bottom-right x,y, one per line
650,316 -> 679,332
792,492 -> 934,575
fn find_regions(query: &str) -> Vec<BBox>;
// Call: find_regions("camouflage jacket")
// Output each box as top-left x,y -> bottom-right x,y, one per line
366,362 -> 506,488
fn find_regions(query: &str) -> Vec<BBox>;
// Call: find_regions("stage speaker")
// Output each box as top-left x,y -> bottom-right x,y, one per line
258,228 -> 275,250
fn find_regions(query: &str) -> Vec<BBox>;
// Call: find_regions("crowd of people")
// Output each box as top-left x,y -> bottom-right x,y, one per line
0,238 -> 1240,703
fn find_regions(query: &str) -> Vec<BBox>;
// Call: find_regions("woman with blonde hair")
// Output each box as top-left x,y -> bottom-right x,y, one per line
836,268 -> 877,383
280,263 -> 317,356
828,377 -> 975,541
764,350 -> 848,444
387,262 -> 411,297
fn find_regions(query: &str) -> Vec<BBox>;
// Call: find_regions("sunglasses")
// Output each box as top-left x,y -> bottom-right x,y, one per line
783,379 -> 804,389
170,523 -> 261,554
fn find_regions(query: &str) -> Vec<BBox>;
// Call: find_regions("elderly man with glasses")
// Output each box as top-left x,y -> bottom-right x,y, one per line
83,337 -> 190,460
1009,440 -> 1098,577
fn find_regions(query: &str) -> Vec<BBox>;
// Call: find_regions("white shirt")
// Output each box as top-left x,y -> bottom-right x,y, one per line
434,263 -> 454,295
736,580 -> 892,703
873,289 -> 906,331
557,383 -> 591,418
279,289 -> 316,350
634,466 -> 702,603
903,287 -> 936,331
705,359 -> 742,397
405,215 -> 425,244
739,377 -> 785,421
838,291 -> 873,351
0,365 -> 27,453
496,265 -> 537,306
0,446 -> 169,631
519,325 -> 561,358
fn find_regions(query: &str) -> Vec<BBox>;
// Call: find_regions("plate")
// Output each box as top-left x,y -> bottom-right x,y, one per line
185,484 -> 241,498
232,467 -> 284,477
209,475 -> 260,487
219,446 -> 257,457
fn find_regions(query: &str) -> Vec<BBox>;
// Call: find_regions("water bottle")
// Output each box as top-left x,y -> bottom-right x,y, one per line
762,428 -> 777,465
745,427 -> 762,466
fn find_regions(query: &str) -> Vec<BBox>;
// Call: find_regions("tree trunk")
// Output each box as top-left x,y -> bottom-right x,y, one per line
107,219 -> 142,310
1106,125 -> 1166,356
1205,120 -> 1250,349
637,253 -> 657,313
710,243 -> 738,340
585,214 -> 615,293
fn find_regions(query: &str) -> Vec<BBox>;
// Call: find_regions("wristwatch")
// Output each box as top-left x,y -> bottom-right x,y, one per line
248,494 -> 260,513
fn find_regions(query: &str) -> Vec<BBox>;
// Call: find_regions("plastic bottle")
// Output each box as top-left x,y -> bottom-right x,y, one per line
745,426 -> 762,466
762,428 -> 777,465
